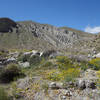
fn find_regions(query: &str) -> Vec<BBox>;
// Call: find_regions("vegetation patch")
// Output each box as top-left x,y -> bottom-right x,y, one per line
0,64 -> 24,83
89,58 -> 100,70
0,86 -> 11,100
56,56 -> 74,70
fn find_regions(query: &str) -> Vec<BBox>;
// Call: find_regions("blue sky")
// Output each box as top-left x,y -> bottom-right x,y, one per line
0,0 -> 100,33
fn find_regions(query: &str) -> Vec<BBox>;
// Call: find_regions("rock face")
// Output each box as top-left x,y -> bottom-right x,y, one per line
19,62 -> 30,68
17,21 -> 93,49
0,18 -> 17,33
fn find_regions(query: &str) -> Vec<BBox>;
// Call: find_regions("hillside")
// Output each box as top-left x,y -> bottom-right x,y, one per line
1,18 -> 100,100
0,18 -> 99,55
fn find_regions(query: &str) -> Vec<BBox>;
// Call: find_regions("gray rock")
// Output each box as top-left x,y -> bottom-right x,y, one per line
42,50 -> 56,58
23,51 -> 32,57
9,51 -> 19,58
61,95 -> 66,99
4,57 -> 17,64
86,80 -> 96,89
7,57 -> 16,62
49,82 -> 57,89
76,79 -> 96,90
93,53 -> 100,58
17,77 -> 30,89
76,79 -> 86,90
19,62 -> 30,68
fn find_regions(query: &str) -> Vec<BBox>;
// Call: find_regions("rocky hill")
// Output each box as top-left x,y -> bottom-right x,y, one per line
1,18 -> 100,100
0,18 -> 99,55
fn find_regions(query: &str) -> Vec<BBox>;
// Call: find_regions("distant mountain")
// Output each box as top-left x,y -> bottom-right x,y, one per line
0,18 -> 99,55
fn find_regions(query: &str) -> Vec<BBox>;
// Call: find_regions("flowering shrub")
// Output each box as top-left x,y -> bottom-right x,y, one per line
43,68 -> 80,82
89,58 -> 100,70
41,56 -> 80,82
56,56 -> 73,70
62,68 -> 80,82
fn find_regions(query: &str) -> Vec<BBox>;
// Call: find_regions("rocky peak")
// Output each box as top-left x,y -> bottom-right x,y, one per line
0,18 -> 17,33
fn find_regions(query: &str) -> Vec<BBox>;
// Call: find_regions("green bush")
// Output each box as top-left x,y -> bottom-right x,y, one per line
89,58 -> 100,70
18,53 -> 30,62
41,82 -> 49,93
41,61 -> 53,69
80,62 -> 89,71
64,68 -> 80,82
29,55 -> 41,65
56,56 -> 73,70
0,64 -> 21,83
0,87 -> 11,100
46,68 -> 80,82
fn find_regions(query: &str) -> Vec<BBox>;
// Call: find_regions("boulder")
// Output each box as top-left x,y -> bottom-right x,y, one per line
49,82 -> 57,89
42,50 -> 56,58
76,79 -> 96,90
76,79 -> 86,90
23,52 -> 32,57
9,51 -> 19,58
19,62 -> 30,68
4,57 -> 17,65
86,80 -> 96,89
17,77 -> 30,89
94,53 -> 100,58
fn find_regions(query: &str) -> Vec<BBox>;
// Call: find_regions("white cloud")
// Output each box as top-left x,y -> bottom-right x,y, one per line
85,26 -> 100,34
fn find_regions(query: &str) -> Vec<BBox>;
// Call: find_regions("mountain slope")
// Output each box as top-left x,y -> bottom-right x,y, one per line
0,18 -> 98,55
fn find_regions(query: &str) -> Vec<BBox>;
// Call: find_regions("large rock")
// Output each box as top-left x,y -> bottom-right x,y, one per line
76,79 -> 96,90
93,53 -> 100,58
85,80 -> 96,89
9,51 -> 19,58
76,79 -> 86,90
19,62 -> 30,68
49,82 -> 57,89
17,77 -> 30,89
42,50 -> 56,58
4,57 -> 17,65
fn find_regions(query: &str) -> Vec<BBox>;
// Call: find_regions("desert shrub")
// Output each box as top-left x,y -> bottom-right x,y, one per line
41,82 -> 49,93
79,62 -> 89,71
29,55 -> 41,65
56,56 -> 73,70
96,71 -> 100,88
89,58 -> 100,70
10,82 -> 23,99
46,70 -> 60,81
42,56 -> 80,81
63,68 -> 80,82
0,64 -> 22,83
18,53 -> 30,62
42,50 -> 56,58
45,68 -> 80,82
0,87 -> 11,100
41,61 -> 53,69
0,49 -> 9,58
97,70 -> 100,78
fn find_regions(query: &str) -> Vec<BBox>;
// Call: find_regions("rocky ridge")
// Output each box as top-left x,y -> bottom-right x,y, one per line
0,18 -> 98,55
